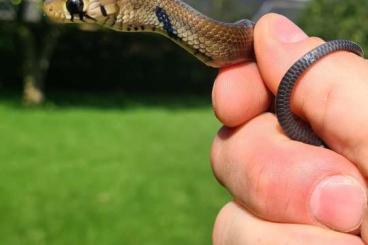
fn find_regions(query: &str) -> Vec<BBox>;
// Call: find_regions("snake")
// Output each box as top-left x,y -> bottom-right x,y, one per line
43,0 -> 364,146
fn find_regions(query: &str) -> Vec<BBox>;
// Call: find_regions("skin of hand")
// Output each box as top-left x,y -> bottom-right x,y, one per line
211,13 -> 368,245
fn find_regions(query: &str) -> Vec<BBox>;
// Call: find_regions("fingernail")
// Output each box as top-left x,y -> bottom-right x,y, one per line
271,15 -> 308,43
310,175 -> 367,232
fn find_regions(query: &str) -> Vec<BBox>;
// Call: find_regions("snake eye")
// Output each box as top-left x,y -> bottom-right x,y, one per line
66,0 -> 84,16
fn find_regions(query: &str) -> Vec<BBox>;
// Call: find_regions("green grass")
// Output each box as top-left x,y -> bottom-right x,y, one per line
0,93 -> 229,245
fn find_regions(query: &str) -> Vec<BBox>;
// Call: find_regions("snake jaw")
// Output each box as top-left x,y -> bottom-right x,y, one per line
43,0 -> 68,22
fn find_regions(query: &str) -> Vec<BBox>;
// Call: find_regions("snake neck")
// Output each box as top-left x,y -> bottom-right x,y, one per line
100,0 -> 254,67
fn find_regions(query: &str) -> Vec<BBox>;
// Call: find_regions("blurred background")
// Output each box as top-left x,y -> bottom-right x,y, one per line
0,0 -> 366,244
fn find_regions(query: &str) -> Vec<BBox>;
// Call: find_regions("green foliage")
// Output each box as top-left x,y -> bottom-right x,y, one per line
46,28 -> 216,94
0,23 -> 21,87
0,93 -> 227,244
298,0 -> 368,54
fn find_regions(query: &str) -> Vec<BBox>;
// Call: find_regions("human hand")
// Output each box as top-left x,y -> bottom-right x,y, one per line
211,13 -> 368,244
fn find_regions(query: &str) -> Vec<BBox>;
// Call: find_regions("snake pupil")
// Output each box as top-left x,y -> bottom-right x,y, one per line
66,0 -> 84,18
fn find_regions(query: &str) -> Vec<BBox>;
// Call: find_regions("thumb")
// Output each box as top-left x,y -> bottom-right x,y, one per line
254,14 -> 368,174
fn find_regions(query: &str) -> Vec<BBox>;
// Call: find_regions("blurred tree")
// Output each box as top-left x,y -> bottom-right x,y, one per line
298,0 -> 368,54
0,0 -> 61,104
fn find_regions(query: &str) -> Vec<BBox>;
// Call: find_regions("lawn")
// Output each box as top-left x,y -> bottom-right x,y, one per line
0,93 -> 229,245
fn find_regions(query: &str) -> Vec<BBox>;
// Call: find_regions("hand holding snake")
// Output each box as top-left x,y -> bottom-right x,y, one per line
211,14 -> 368,244
43,1 -> 368,243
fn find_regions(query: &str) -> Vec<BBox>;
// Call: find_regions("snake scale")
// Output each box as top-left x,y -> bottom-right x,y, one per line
43,0 -> 364,146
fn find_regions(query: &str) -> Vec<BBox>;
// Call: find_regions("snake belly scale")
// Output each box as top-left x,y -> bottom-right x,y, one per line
43,0 -> 364,146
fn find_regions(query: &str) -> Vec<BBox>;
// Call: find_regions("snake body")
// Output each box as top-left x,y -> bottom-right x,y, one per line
44,0 -> 255,67
43,0 -> 364,146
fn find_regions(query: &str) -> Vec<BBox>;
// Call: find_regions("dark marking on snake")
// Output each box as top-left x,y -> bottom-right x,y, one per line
100,5 -> 107,16
110,16 -> 116,27
155,6 -> 178,39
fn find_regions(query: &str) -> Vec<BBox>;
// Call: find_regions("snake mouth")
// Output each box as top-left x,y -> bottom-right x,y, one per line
43,0 -> 69,22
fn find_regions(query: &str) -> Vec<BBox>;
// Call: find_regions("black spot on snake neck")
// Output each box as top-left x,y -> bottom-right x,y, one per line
155,6 -> 178,39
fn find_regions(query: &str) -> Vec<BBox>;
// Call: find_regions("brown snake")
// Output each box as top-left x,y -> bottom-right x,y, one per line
43,0 -> 254,68
43,0 -> 364,146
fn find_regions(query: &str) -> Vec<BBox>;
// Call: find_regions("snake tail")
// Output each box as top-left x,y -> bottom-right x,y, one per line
275,40 -> 364,146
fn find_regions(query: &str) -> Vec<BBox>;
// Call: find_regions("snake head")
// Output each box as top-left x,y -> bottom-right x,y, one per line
43,0 -> 117,23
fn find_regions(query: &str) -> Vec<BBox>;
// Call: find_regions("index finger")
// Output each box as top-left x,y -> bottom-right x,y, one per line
212,62 -> 272,127
254,14 -> 368,174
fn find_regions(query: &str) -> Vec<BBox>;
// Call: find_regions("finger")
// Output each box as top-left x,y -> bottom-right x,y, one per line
211,113 -> 367,232
254,13 -> 368,175
362,213 -> 368,243
212,62 -> 271,127
213,202 -> 364,245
